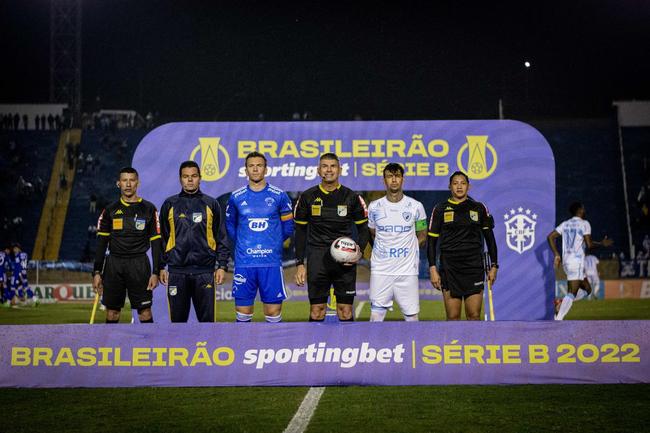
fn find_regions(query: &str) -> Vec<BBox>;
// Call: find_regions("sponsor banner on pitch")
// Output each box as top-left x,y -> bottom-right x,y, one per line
1,321 -> 647,388
32,284 -> 95,301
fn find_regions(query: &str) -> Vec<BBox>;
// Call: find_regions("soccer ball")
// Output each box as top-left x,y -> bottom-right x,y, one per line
330,237 -> 361,263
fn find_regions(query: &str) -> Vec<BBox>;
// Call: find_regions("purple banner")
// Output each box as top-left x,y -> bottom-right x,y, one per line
132,120 -> 555,321
1,322 -> 647,387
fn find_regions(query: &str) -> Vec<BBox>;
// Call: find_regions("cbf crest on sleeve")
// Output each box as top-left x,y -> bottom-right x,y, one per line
133,120 -> 556,321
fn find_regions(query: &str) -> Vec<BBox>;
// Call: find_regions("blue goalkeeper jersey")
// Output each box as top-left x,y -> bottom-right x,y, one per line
225,184 -> 294,267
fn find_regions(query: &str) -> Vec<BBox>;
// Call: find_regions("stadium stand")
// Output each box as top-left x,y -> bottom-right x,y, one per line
0,131 -> 59,253
620,127 -> 650,254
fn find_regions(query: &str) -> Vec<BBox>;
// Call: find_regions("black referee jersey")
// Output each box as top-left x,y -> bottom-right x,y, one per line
428,198 -> 494,257
94,197 -> 162,274
294,183 -> 369,252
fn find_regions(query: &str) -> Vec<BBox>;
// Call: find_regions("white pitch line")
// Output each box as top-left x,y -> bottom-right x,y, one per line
283,387 -> 325,433
355,301 -> 366,319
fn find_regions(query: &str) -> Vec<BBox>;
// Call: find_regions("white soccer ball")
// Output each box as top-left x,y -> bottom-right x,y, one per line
330,237 -> 360,263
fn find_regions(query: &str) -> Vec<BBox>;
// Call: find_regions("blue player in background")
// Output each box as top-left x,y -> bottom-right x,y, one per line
0,246 -> 8,305
226,151 -> 294,323
11,244 -> 35,305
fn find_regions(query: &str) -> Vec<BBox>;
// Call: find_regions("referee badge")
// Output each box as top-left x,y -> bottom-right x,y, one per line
135,219 -> 146,230
337,205 -> 348,217
112,218 -> 123,230
311,205 -> 321,216
444,211 -> 454,223
470,210 -> 479,222
192,212 -> 203,223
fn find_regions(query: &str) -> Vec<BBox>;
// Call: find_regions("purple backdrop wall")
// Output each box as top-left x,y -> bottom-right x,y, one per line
131,120 -> 555,321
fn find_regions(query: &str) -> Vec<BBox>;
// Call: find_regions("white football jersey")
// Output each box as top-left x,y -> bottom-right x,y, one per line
368,195 -> 427,275
584,254 -> 599,276
555,216 -> 591,260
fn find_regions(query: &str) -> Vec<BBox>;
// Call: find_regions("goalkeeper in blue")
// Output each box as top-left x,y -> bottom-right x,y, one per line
225,152 -> 295,323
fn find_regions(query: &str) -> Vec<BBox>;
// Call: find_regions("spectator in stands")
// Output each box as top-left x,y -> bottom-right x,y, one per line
77,152 -> 85,173
35,115 -> 41,130
89,193 -> 97,213
59,173 -> 68,189
85,153 -> 94,173
47,114 -> 54,130
636,176 -> 650,231
35,176 -> 44,195
13,113 -> 20,130
22,114 -> 28,130
41,114 -> 47,130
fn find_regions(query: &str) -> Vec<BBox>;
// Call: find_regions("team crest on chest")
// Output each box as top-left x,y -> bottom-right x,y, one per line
265,197 -> 275,207
192,212 -> 203,223
470,210 -> 478,222
402,212 -> 412,222
135,219 -> 146,230
337,205 -> 348,217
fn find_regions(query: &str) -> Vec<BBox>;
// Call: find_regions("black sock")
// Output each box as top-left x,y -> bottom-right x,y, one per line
105,319 -> 119,324
339,317 -> 354,322
309,317 -> 324,322
140,318 -> 154,323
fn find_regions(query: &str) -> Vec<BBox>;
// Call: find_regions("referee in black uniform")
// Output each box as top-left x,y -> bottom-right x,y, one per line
93,167 -> 162,323
294,153 -> 370,321
427,171 -> 498,320
159,161 -> 229,322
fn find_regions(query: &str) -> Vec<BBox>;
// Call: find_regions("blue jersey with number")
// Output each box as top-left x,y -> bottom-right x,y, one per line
13,252 -> 28,274
225,184 -> 294,267
0,251 -> 6,279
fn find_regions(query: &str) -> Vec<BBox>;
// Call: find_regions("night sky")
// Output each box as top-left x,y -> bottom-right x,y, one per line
2,0 -> 649,121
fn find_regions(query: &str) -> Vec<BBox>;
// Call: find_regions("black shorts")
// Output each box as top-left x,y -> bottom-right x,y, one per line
440,252 -> 485,299
102,255 -> 152,310
307,246 -> 356,305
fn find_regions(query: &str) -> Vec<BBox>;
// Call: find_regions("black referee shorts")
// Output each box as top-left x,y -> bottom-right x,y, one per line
102,255 -> 152,311
307,246 -> 356,305
440,252 -> 485,299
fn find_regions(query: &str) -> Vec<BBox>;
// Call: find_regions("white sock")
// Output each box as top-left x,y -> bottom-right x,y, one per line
555,293 -> 574,320
370,305 -> 388,322
404,313 -> 419,322
575,289 -> 588,301
236,312 -> 253,322
265,314 -> 282,323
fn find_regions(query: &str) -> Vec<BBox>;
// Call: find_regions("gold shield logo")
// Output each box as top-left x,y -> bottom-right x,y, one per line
456,135 -> 498,180
189,137 -> 230,182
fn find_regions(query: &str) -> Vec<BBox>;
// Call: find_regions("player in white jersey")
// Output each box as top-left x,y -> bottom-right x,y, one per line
547,202 -> 612,320
368,163 -> 427,321
583,254 -> 600,299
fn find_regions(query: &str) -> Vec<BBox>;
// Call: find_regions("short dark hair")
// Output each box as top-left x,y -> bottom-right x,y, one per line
319,153 -> 339,163
118,167 -> 138,179
245,151 -> 267,166
179,160 -> 201,177
383,163 -> 404,177
569,201 -> 583,216
449,171 -> 469,184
